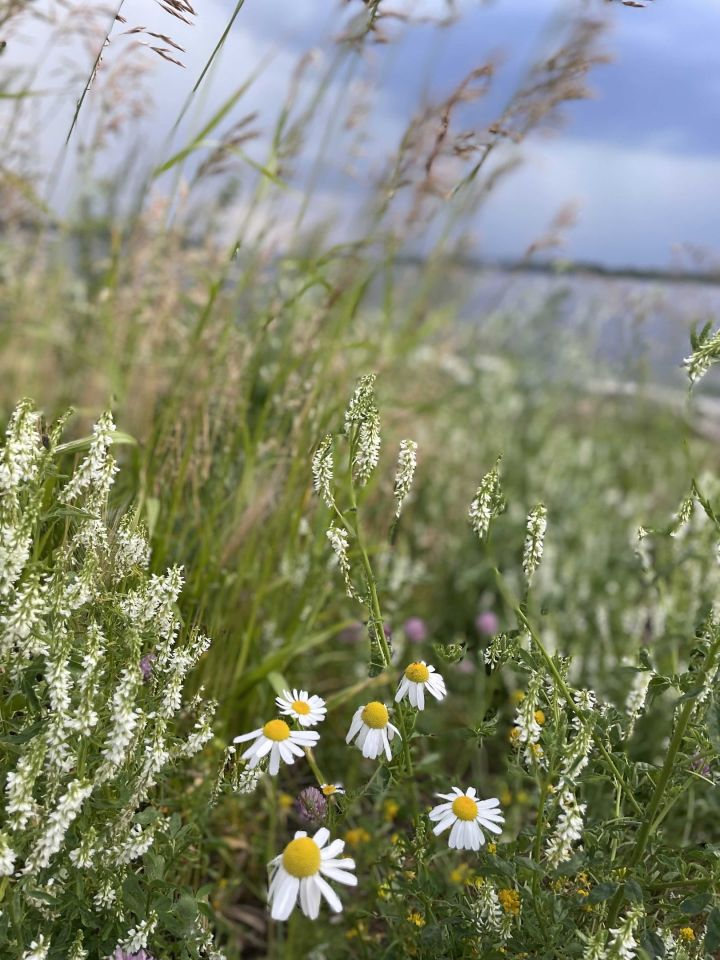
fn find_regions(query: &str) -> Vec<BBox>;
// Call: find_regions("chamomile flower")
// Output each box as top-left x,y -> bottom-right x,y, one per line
395,661 -> 446,710
428,787 -> 504,851
320,783 -> 345,797
276,689 -> 327,727
346,701 -> 400,760
234,720 -> 319,776
268,828 -> 357,920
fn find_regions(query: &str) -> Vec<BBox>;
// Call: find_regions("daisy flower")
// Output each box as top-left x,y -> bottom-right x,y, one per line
268,828 -> 357,920
346,701 -> 400,760
428,787 -> 504,851
395,661 -> 446,710
234,720 -> 319,776
320,783 -> 345,797
276,689 -> 327,727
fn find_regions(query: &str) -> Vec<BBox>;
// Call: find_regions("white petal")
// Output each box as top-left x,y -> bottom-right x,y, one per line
448,820 -> 464,849
278,741 -> 295,764
362,729 -> 380,759
322,856 -> 355,870
469,822 -> 482,850
386,723 -> 399,740
435,792 -> 457,802
427,675 -> 446,700
313,828 -> 330,849
268,744 -> 281,776
476,798 -> 501,809
382,728 -> 392,761
467,787 -> 477,798
233,728 -> 262,744
321,839 -> 344,859
320,864 -> 358,886
408,683 -> 418,708
395,677 -> 410,702
428,802 -> 452,820
478,817 -> 503,835
346,710 -> 364,744
315,874 -> 343,913
433,813 -> 456,836
291,730 -> 320,745
270,873 -> 299,921
416,683 -> 425,711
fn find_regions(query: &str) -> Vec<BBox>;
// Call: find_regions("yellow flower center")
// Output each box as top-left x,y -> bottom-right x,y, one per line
534,709 -> 545,725
404,662 -> 430,683
321,784 -> 337,796
452,796 -> 478,821
282,837 -> 320,877
291,699 -> 311,715
263,719 -> 290,741
361,701 -> 389,729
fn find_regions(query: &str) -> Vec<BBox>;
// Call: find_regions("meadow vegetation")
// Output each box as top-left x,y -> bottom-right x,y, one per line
2,1 -> 720,958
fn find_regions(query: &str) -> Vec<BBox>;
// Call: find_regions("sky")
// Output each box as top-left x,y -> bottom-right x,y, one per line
5,0 -> 720,270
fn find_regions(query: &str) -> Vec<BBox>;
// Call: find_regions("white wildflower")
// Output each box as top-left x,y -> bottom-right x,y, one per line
326,524 -> 357,599
0,832 -> 17,876
23,779 -> 93,874
607,905 -> 643,960
469,459 -> 505,541
523,503 -> 547,583
22,935 -> 50,960
545,788 -> 586,866
60,411 -> 117,506
0,399 -> 42,494
113,516 -> 151,578
312,435 -> 335,508
6,737 -> 47,830
345,374 -> 381,486
112,823 -> 157,865
97,668 -> 142,781
683,325 -> 720,385
120,912 -> 158,953
0,574 -> 48,662
625,670 -> 650,736
393,440 -> 417,518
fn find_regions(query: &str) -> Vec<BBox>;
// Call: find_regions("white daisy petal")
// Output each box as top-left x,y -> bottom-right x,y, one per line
320,864 -> 358,885
233,727 -> 262,743
315,874 -> 343,913
268,744 -> 281,776
313,828 -> 330,848
346,710 -> 364,743
416,683 -> 425,711
270,873 -> 299,920
432,813 -> 456,835
448,820 -> 463,849
321,840 -> 345,860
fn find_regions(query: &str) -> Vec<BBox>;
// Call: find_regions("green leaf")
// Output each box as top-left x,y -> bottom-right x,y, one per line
639,930 -> 665,959
707,697 -> 720,755
705,906 -> 720,952
589,882 -> 619,904
144,852 -> 165,882
624,879 -> 643,904
680,892 -> 711,915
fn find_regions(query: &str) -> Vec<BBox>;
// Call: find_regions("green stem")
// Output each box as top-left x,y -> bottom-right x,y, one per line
606,632 -> 720,926
493,567 -> 644,818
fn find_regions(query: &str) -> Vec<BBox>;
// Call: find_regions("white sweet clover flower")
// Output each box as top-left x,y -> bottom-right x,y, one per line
0,831 -> 17,876
312,434 -> 335,508
625,669 -> 650,736
0,404 -> 218,947
523,503 -> 547,583
120,912 -> 158,952
512,672 -> 545,768
393,439 -> 417,518
112,823 -> 157,866
469,459 -> 505,541
68,932 -> 88,960
0,399 -> 42,495
607,905 -> 644,960
545,788 -> 587,866
683,325 -> 720,385
231,758 -> 264,795
326,524 -> 358,599
59,411 -> 117,507
23,779 -> 93,874
21,935 -> 50,960
345,374 -> 381,486
581,930 -> 609,960
471,880 -> 511,941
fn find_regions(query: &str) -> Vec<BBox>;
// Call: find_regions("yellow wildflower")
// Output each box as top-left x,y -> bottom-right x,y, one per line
345,827 -> 371,847
450,862 -> 473,884
534,709 -> 545,725
679,927 -> 695,942
383,798 -> 400,822
500,788 -> 512,806
511,691 -> 525,704
278,792 -> 294,811
486,842 -> 497,855
407,911 -> 426,928
498,888 -> 521,916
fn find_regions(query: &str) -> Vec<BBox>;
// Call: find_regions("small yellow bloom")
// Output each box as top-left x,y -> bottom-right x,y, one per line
404,870 -> 416,881
407,911 -> 426,928
500,788 -> 512,806
679,927 -> 695,942
377,881 -> 392,901
390,832 -> 401,846
577,888 -> 590,898
509,726 -> 521,744
383,798 -> 400,822
486,842 -> 497,855
516,790 -> 529,804
498,888 -> 521,916
534,709 -> 545,725
450,862 -> 473,884
345,827 -> 371,847
511,691 -> 525,704
278,792 -> 294,811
